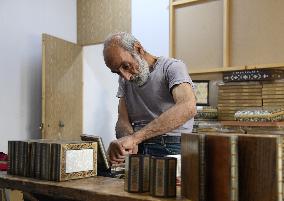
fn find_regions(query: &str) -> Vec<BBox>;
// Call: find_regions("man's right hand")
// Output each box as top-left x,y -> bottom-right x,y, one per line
107,140 -> 129,165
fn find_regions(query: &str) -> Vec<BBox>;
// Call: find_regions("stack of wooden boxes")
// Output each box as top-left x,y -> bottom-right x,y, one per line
218,83 -> 263,121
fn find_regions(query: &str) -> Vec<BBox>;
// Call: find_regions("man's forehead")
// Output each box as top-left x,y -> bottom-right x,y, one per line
104,46 -> 129,68
105,48 -> 121,67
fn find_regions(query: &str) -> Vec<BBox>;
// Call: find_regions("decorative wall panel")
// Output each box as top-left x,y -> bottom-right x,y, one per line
77,0 -> 131,45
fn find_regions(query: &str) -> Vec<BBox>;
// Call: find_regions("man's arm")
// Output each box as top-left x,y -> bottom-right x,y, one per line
108,98 -> 135,164
115,98 -> 134,139
119,83 -> 197,149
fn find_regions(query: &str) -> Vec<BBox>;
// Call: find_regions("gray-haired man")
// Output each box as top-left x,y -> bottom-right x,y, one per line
103,32 -> 196,165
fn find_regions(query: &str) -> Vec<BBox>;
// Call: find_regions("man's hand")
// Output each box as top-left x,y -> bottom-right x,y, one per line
107,135 -> 138,165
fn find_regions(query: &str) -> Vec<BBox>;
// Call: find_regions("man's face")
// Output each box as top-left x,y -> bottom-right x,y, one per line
104,46 -> 150,86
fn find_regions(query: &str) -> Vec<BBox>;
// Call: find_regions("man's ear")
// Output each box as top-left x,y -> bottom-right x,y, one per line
133,42 -> 145,55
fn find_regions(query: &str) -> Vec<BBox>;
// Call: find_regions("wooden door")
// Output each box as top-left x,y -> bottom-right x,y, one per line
42,34 -> 83,140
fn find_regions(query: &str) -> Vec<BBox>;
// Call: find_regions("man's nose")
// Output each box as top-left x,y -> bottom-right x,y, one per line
119,68 -> 132,80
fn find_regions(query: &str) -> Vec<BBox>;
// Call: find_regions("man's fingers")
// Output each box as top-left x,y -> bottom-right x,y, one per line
114,152 -> 126,159
109,157 -> 126,165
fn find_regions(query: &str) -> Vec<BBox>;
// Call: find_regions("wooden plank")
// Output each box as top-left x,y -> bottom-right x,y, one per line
218,117 -> 236,121
263,83 -> 284,88
218,111 -> 237,114
205,135 -> 238,201
263,99 -> 284,103
0,172 -> 185,201
223,0 -> 230,67
170,0 -> 174,57
181,134 -> 205,200
219,85 -> 262,89
218,100 -> 262,104
219,96 -> 262,100
218,103 -> 262,107
262,91 -> 284,95
262,87 -> 284,91
172,0 -> 200,6
218,92 -> 261,96
218,106 -> 254,111
221,121 -> 284,127
238,136 -> 282,201
190,64 -> 284,75
263,103 -> 284,107
41,36 -> 46,137
262,95 -> 284,99
42,34 -> 83,140
219,88 -> 262,93
77,0 -> 131,45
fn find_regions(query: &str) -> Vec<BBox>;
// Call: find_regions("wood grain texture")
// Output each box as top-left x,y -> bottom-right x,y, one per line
181,134 -> 205,201
77,0 -> 131,45
218,85 -> 262,89
218,103 -> 262,107
219,88 -> 262,93
219,96 -> 262,100
263,82 -> 284,88
218,99 -> 262,104
238,135 -> 281,201
221,121 -> 284,127
0,172 -> 185,201
42,34 -> 83,140
263,103 -> 284,106
205,135 -> 238,201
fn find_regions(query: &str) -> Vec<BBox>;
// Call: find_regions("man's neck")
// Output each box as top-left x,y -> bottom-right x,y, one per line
144,53 -> 158,71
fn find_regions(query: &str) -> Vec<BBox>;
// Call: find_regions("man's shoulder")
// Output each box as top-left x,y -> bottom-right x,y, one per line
156,57 -> 187,76
158,56 -> 186,69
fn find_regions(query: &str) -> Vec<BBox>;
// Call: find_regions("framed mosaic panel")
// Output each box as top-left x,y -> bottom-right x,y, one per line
193,80 -> 209,106
58,142 -> 97,181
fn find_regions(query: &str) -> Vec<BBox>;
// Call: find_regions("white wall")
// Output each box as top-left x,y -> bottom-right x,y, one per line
132,0 -> 169,57
83,45 -> 119,148
0,0 -> 169,152
83,0 -> 170,149
0,0 -> 77,153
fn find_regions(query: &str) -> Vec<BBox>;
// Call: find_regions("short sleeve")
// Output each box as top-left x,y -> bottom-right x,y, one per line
116,76 -> 126,98
165,60 -> 193,91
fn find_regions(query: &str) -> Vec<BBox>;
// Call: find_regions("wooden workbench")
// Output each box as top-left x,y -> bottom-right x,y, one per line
0,172 -> 188,201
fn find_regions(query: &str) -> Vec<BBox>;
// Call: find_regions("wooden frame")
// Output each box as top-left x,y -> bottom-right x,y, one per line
190,63 -> 284,75
60,142 -> 97,181
170,0 -> 284,75
193,80 -> 209,106
170,0 -> 230,66
80,134 -> 110,172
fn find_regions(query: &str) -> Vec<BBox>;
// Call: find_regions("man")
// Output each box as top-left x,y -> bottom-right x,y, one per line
103,32 -> 196,165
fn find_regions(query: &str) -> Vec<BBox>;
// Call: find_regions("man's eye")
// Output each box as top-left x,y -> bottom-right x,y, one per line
122,63 -> 130,70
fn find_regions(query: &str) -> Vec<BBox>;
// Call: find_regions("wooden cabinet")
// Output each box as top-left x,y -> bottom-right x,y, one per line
170,0 -> 284,75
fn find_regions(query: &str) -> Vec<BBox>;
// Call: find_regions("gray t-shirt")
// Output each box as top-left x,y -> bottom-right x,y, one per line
116,56 -> 194,135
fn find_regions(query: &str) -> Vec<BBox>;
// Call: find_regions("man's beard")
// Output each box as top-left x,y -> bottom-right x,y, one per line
130,53 -> 150,87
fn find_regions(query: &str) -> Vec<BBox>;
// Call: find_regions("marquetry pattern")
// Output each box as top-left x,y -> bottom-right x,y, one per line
181,133 -> 284,201
218,81 -> 284,121
262,82 -> 284,107
217,83 -> 262,121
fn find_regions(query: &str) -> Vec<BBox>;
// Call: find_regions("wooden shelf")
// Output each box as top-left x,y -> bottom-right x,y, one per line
190,63 -> 284,75
172,0 -> 199,6
221,121 -> 284,127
